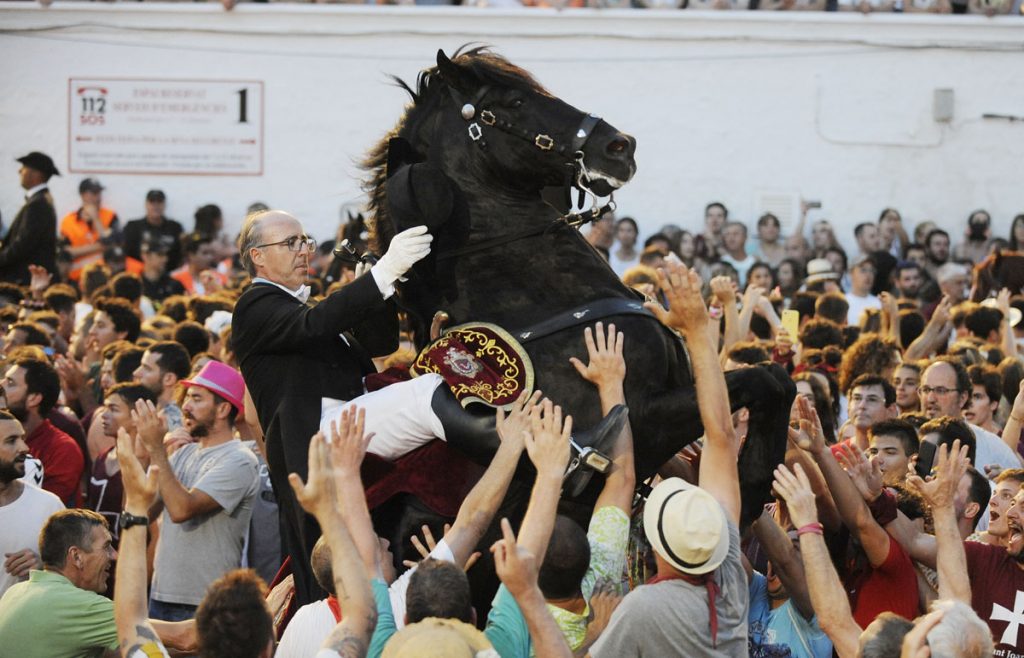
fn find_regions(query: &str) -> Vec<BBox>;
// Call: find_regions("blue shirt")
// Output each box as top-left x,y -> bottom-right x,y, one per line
748,572 -> 832,658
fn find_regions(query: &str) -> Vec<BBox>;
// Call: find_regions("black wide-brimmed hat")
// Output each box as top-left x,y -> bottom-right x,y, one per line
16,152 -> 60,178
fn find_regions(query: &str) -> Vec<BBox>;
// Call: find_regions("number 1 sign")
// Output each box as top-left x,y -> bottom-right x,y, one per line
67,78 -> 264,176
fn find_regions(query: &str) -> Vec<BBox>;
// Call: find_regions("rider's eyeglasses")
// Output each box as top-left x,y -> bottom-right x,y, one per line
255,235 -> 317,253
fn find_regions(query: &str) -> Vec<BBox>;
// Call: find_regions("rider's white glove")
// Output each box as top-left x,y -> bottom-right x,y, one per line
372,225 -> 432,290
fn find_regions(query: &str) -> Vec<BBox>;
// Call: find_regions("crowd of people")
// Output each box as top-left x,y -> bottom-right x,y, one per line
1,149 -> 1023,657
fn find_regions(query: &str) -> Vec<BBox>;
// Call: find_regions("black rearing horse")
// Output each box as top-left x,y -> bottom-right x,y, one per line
363,47 -> 793,541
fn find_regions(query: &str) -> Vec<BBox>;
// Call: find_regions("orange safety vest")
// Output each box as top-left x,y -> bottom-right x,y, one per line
60,207 -> 117,281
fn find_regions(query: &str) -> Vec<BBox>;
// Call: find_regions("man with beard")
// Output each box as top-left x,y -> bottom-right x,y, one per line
4,358 -> 83,506
894,261 -> 924,302
0,409 -> 63,598
136,360 -> 258,621
133,340 -> 190,431
924,229 -> 951,279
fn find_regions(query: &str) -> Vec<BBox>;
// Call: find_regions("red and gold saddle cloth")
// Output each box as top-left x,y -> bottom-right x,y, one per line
410,322 -> 534,410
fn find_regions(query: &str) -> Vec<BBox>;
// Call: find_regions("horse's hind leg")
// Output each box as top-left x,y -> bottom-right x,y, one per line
637,363 -> 795,528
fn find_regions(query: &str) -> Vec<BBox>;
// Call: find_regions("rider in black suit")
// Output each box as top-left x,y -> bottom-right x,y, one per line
232,210 -> 432,604
234,209 -> 626,604
0,152 -> 59,285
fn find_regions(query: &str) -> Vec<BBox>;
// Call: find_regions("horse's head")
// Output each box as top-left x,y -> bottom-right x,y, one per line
364,47 -> 637,254
430,48 -> 636,198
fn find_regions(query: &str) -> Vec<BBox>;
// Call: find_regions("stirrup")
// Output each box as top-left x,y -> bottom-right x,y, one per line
563,438 -> 612,498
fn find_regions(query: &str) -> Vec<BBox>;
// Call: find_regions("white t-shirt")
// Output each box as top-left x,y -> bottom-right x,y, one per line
0,483 -> 64,597
846,293 -> 880,326
609,252 -> 639,279
972,423 -> 1020,473
275,538 -> 456,658
276,599 -> 335,658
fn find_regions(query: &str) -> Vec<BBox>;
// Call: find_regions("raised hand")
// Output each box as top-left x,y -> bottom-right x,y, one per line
491,517 -> 540,599
495,390 -> 542,451
709,276 -> 737,306
116,427 -> 159,513
376,225 -> 433,283
906,440 -> 970,511
326,407 -> 372,477
401,523 -> 481,571
569,322 -> 626,392
772,463 -> 819,529
789,395 -> 825,456
835,442 -> 883,502
644,262 -> 709,336
131,399 -> 168,457
524,399 -> 572,479
288,432 -> 337,523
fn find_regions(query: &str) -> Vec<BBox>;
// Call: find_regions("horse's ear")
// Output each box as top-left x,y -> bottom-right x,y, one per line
436,49 -> 470,91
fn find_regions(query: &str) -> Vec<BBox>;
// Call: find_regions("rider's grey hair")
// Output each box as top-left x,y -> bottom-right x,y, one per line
238,211 -> 268,277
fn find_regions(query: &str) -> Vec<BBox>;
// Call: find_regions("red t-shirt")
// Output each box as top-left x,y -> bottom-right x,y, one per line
26,419 -> 84,507
845,531 -> 920,629
965,540 -> 1024,654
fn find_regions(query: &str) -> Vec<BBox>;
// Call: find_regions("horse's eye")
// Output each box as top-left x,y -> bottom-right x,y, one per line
510,98 -> 524,109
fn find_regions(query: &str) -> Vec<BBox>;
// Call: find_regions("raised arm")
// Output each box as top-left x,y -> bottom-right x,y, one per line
443,391 -> 535,567
326,408 -> 383,579
794,396 -> 892,567
773,463 -> 862,658
997,288 -> 1019,361
114,428 -> 166,658
114,428 -> 197,658
1004,381 -> 1024,457
517,400 -> 572,560
904,295 -> 953,361
906,440 -> 972,603
646,262 -> 741,524
133,400 -> 220,523
708,277 -> 740,360
290,432 -> 377,657
569,322 -> 634,515
752,509 -> 814,620
492,518 -> 573,658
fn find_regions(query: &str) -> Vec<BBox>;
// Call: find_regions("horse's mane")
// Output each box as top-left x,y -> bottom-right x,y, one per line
361,46 -> 549,254
972,249 -> 1024,301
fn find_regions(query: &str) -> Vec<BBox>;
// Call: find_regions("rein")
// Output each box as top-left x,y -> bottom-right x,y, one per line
436,84 -> 614,261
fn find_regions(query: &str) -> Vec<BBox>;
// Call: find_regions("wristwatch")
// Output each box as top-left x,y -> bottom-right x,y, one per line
118,511 -> 149,530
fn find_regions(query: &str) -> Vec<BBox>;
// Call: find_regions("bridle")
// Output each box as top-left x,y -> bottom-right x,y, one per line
449,84 -> 616,229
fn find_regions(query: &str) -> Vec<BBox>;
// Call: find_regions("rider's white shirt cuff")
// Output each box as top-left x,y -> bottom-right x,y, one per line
370,266 -> 395,300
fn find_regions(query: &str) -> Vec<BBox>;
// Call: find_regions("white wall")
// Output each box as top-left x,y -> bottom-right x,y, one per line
2,3 -> 1023,253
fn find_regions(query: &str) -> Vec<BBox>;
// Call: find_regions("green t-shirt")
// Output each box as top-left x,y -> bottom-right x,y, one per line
0,570 -> 119,658
546,506 -> 630,652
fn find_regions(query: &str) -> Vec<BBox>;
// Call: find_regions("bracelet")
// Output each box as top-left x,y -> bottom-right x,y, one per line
1011,414 -> 1024,424
796,522 -> 824,537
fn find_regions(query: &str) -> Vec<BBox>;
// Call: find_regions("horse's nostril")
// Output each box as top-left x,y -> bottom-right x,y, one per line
606,137 -> 630,156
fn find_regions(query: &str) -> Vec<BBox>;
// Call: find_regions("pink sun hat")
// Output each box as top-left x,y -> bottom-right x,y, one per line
181,361 -> 245,413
